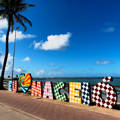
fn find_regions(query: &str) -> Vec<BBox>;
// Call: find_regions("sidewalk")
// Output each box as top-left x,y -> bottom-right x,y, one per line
0,90 -> 120,120
0,104 -> 41,120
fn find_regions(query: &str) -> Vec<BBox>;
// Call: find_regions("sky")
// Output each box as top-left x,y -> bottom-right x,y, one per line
1,0 -> 120,78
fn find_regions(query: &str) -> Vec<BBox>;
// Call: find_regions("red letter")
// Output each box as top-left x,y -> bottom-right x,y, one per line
12,81 -> 18,92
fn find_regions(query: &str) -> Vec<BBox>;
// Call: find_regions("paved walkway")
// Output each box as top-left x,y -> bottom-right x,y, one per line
0,90 -> 120,120
0,104 -> 38,120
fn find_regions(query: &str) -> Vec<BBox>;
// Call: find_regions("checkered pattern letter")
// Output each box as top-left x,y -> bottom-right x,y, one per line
8,80 -> 12,91
102,76 -> 113,82
31,81 -> 42,97
82,82 -> 91,105
92,82 -> 117,109
43,81 -> 54,99
69,82 -> 82,104
54,82 -> 67,101
12,81 -> 18,92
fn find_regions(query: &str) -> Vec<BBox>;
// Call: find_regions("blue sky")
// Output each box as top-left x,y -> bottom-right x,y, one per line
0,0 -> 120,78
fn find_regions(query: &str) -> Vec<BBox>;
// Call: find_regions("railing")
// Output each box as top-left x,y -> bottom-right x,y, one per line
3,78 -> 120,97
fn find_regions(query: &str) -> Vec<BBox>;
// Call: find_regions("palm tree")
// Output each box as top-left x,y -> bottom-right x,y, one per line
0,0 -> 35,89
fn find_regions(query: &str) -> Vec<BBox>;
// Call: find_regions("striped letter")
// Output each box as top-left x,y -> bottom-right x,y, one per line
12,81 -> 18,92
31,81 -> 42,97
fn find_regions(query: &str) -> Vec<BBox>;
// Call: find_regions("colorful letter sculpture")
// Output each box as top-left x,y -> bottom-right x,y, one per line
102,76 -> 113,82
43,82 -> 54,99
92,77 -> 117,109
54,82 -> 67,101
18,73 -> 32,93
8,73 -> 119,110
69,82 -> 82,104
8,80 -> 12,91
82,82 -> 91,105
31,81 -> 42,97
12,81 -> 18,92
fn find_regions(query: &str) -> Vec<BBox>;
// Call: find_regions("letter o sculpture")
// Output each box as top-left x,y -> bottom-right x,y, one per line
92,82 -> 117,109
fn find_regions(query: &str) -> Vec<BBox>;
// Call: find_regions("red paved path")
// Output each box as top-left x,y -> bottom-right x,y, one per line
0,90 -> 119,120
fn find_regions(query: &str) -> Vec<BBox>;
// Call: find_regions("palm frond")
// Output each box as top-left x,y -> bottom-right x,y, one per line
0,0 -> 10,10
26,4 -> 35,7
14,13 -> 27,32
14,4 -> 28,13
14,3 -> 35,12
0,2 -> 6,9
18,13 -> 32,26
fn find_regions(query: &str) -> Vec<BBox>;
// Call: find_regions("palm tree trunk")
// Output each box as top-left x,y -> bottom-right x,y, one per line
0,17 -> 11,90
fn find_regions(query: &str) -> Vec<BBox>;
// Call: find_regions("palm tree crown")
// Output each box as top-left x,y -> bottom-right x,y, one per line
0,0 -> 35,32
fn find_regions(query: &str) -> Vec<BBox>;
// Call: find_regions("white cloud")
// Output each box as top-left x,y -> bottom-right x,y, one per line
50,63 -> 55,66
94,60 -> 115,65
0,52 -> 13,71
29,40 -> 36,47
12,67 -> 27,78
0,30 -> 37,42
0,19 -> 8,29
16,68 -> 22,72
94,61 -> 110,65
29,32 -> 72,50
101,27 -> 115,32
35,70 -> 44,75
21,57 -> 33,62
14,68 -> 22,72
0,51 -> 29,78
